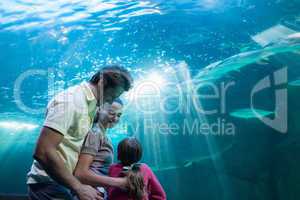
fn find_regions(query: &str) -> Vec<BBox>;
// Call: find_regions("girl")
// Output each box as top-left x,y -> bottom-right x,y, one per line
108,138 -> 167,200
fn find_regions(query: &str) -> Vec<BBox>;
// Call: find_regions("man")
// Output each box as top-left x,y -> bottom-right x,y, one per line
74,98 -> 125,199
27,65 -> 133,200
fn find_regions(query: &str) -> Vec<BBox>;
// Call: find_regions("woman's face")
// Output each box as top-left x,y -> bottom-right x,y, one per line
98,102 -> 123,129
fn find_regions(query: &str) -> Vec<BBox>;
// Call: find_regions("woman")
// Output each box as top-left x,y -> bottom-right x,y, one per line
74,98 -> 126,199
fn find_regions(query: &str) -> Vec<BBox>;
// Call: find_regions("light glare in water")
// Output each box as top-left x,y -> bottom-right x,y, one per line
0,121 -> 38,131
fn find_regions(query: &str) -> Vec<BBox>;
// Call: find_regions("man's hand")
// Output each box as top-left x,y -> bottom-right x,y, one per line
75,184 -> 103,200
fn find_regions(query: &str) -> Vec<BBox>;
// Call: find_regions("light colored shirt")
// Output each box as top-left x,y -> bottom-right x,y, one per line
81,124 -> 114,176
27,82 -> 97,184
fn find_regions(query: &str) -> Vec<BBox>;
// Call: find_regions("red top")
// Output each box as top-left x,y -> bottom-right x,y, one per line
108,163 -> 167,200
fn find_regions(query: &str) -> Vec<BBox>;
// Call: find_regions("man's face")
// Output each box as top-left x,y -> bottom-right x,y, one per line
98,102 -> 123,128
98,84 -> 125,105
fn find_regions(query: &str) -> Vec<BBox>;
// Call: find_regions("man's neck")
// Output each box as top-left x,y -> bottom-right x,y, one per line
88,82 -> 100,103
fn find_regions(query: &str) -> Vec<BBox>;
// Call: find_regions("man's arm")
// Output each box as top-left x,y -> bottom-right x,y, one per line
34,126 -> 103,200
74,153 -> 127,189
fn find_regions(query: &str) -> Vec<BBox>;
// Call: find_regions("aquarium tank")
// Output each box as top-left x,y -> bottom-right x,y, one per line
1,0 -> 300,199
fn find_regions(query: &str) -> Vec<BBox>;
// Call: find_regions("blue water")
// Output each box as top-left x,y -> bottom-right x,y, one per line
1,0 -> 300,199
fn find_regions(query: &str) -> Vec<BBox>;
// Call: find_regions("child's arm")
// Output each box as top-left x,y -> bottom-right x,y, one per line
144,165 -> 167,200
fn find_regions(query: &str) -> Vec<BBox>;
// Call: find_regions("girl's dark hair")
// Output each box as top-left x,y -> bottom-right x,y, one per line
89,65 -> 133,91
117,138 -> 142,166
127,164 -> 145,200
117,138 -> 145,200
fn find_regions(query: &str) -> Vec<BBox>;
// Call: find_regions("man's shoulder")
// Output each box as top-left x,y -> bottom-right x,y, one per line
53,83 -> 84,101
47,83 -> 87,110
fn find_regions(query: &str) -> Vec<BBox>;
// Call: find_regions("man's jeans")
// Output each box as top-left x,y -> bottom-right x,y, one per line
28,182 -> 74,200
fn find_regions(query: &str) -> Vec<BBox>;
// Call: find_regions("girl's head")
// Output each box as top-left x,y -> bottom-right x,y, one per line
117,137 -> 142,166
117,138 -> 145,200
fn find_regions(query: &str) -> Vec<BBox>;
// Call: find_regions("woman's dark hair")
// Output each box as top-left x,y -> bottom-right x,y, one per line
117,138 -> 145,200
89,65 -> 133,91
